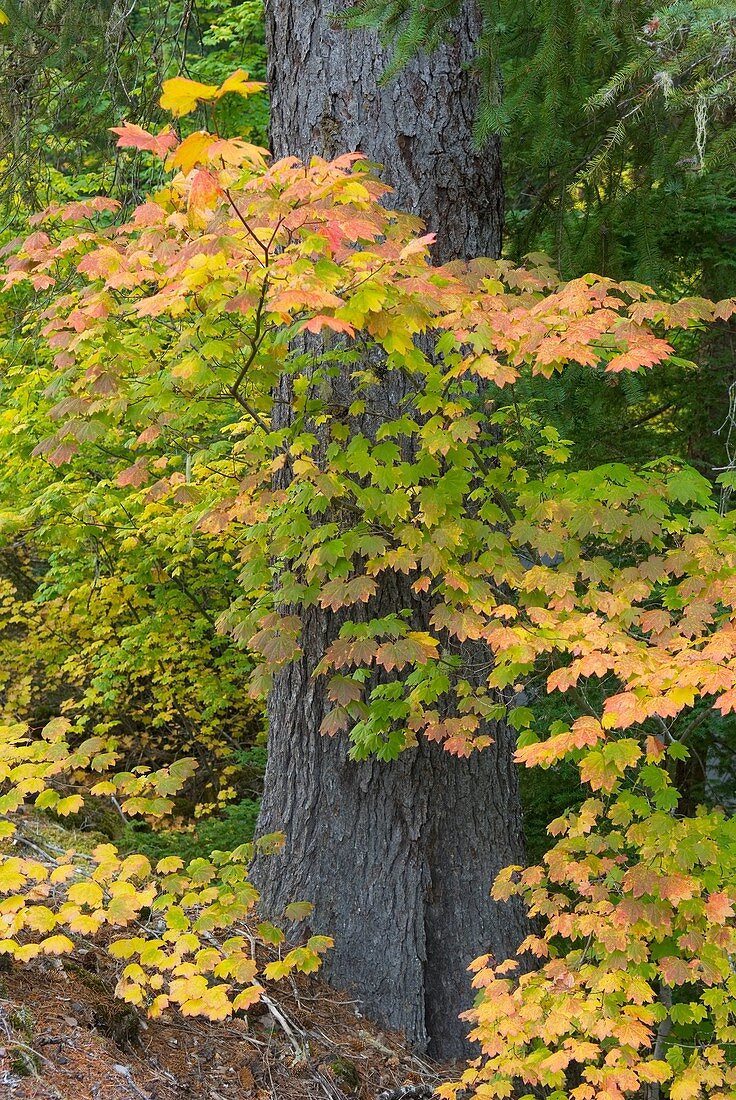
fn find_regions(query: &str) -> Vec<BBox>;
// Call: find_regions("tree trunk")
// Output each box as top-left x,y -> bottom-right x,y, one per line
253,0 -> 529,1059
264,0 -> 502,264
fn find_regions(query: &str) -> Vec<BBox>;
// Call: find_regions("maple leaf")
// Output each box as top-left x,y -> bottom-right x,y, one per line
0,860 -> 28,893
233,985 -> 264,1012
21,906 -> 57,934
283,901 -> 314,921
467,353 -> 518,387
705,892 -> 734,924
375,633 -> 438,671
659,873 -> 697,904
263,958 -> 291,980
67,881 -> 104,908
327,676 -> 364,707
645,736 -> 667,762
188,169 -> 222,215
602,692 -> 643,730
257,921 -> 284,946
319,575 -> 377,611
670,1068 -> 706,1100
77,246 -> 124,281
41,716 -> 72,741
107,881 -> 149,924
659,957 -> 693,985
638,1062 -> 673,1085
116,461 -> 150,488
119,854 -> 152,882
160,77 -> 219,117
39,934 -> 75,956
301,315 -> 356,336
216,70 -> 266,100
169,131 -> 216,174
111,123 -> 178,158
320,707 -> 351,736
156,856 -> 185,874
579,751 -> 615,791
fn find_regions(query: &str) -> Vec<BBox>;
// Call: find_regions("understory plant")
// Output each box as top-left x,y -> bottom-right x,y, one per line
0,71 -> 734,1095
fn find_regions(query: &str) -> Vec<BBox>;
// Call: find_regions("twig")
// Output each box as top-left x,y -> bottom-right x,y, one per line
379,1087 -> 434,1100
356,1029 -> 395,1057
7,1040 -> 54,1068
259,992 -> 308,1061
112,1063 -> 152,1100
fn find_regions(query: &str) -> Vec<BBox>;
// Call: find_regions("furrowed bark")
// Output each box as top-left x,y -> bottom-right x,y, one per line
253,0 -> 530,1058
265,0 -> 502,264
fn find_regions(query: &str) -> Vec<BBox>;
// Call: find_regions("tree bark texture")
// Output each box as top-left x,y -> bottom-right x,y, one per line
264,0 -> 503,263
254,0 -> 529,1059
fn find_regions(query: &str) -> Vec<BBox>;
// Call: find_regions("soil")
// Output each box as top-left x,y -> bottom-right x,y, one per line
0,949 -> 449,1100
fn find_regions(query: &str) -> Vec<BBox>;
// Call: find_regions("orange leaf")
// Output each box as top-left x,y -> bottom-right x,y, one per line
111,123 -> 177,158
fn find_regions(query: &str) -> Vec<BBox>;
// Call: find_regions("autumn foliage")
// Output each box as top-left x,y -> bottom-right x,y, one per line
1,71 -> 736,1097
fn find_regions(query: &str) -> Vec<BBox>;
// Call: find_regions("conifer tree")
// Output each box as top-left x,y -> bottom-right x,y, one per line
252,0 -> 529,1058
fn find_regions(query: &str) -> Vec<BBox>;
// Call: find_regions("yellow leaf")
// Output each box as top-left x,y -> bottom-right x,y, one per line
68,912 -> 105,936
41,717 -> 71,742
39,933 -> 75,955
50,864 -> 76,885
638,1062 -> 673,1085
165,906 -> 189,932
116,978 -> 145,1005
195,947 -> 221,973
107,881 -> 145,924
0,895 -> 24,915
109,936 -> 146,959
671,1069 -> 704,1100
214,955 -> 257,984
34,789 -> 59,810
160,77 -> 218,118
199,983 -> 232,1020
169,973 -> 209,1004
233,985 -> 263,1013
14,942 -> 41,962
21,905 -> 57,933
118,854 -> 152,882
67,881 -> 104,908
149,994 -> 170,1018
169,131 -> 214,175
92,844 -> 121,882
90,780 -> 117,796
0,859 -> 26,893
176,932 -> 199,955
92,843 -> 120,862
139,941 -> 167,967
407,630 -> 440,656
263,958 -> 291,980
122,962 -> 147,984
21,858 -> 47,883
216,70 -> 265,100
156,856 -> 184,874
56,794 -> 84,817
174,980 -> 232,1020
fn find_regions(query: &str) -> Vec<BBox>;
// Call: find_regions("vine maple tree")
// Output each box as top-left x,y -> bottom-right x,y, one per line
1,71 -> 736,1093
0,715 -> 329,1018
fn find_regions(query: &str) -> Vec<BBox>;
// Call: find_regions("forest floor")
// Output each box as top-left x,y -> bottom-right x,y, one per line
0,946 -> 444,1100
